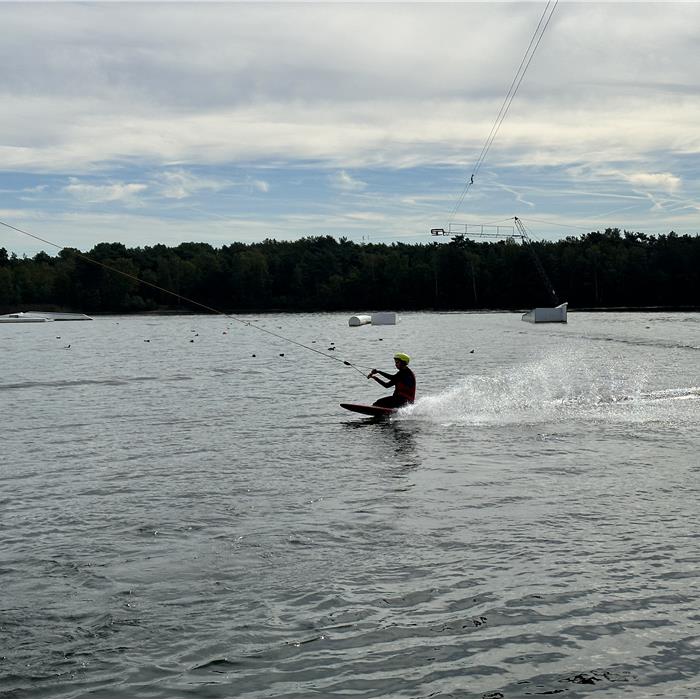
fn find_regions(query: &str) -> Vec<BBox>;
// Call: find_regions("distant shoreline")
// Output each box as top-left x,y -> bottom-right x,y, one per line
6,305 -> 698,316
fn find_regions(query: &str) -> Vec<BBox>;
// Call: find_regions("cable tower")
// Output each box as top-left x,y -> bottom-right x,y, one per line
431,216 -> 559,306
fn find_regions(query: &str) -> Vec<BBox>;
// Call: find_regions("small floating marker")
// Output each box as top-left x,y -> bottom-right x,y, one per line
144,339 -> 150,342
252,354 -> 256,357
56,336 -> 61,339
279,353 -> 285,357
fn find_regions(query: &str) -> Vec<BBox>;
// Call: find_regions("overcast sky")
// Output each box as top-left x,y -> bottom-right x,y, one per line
2,1 -> 699,255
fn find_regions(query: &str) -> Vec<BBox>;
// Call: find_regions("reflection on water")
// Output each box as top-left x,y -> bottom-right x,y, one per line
342,415 -> 421,472
381,420 -> 421,472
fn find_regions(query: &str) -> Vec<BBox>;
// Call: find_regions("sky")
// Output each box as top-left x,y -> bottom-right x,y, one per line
2,1 -> 700,256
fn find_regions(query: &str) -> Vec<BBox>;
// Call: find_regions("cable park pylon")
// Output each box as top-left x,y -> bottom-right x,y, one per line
430,217 -> 559,304
431,217 -> 568,324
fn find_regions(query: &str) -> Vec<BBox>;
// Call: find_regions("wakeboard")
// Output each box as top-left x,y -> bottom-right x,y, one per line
340,403 -> 396,417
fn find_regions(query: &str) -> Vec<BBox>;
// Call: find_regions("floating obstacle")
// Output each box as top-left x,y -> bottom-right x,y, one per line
348,314 -> 372,327
371,312 -> 397,325
0,311 -> 93,322
348,312 -> 398,327
521,302 -> 568,324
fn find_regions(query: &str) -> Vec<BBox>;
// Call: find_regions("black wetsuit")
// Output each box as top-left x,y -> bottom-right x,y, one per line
373,366 -> 416,408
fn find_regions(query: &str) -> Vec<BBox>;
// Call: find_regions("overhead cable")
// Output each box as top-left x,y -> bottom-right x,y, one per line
447,1 -> 559,226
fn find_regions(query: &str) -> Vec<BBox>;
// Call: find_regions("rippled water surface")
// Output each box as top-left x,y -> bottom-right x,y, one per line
1,311 -> 699,698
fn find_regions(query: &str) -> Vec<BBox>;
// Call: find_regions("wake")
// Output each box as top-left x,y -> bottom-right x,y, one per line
399,353 -> 699,426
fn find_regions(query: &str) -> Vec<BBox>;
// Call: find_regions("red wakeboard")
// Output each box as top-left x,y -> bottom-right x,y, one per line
340,403 -> 397,417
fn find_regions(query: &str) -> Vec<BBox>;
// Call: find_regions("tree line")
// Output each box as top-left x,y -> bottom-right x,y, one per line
0,228 -> 698,313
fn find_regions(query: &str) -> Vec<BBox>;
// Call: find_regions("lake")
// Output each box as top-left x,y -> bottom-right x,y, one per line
1,311 -> 698,698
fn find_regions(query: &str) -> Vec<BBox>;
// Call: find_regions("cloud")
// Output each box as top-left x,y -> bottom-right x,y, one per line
155,169 -> 228,200
1,3 -> 699,176
64,178 -> 148,204
329,170 -> 367,192
153,169 -> 269,199
0,184 -> 47,200
494,183 -> 535,209
344,211 -> 386,223
625,172 -> 681,193
249,178 -> 269,193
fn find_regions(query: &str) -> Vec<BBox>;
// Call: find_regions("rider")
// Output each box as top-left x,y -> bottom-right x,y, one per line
368,352 -> 416,408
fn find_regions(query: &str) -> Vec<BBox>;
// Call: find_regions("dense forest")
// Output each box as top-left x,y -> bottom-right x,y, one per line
0,228 -> 698,313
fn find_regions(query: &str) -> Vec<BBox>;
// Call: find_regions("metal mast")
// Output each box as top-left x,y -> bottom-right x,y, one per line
513,217 -> 559,305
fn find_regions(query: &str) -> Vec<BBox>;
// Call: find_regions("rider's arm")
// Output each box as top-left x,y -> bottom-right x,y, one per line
367,369 -> 394,387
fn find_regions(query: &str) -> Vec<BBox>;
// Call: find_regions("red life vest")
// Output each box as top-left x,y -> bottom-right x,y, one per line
394,367 -> 416,403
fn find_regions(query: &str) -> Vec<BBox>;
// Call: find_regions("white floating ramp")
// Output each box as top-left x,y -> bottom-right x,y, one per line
25,311 -> 93,321
0,311 -> 93,322
0,312 -> 50,323
521,302 -> 568,324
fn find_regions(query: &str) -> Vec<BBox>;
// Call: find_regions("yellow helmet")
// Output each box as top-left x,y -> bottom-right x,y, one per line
394,352 -> 410,364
